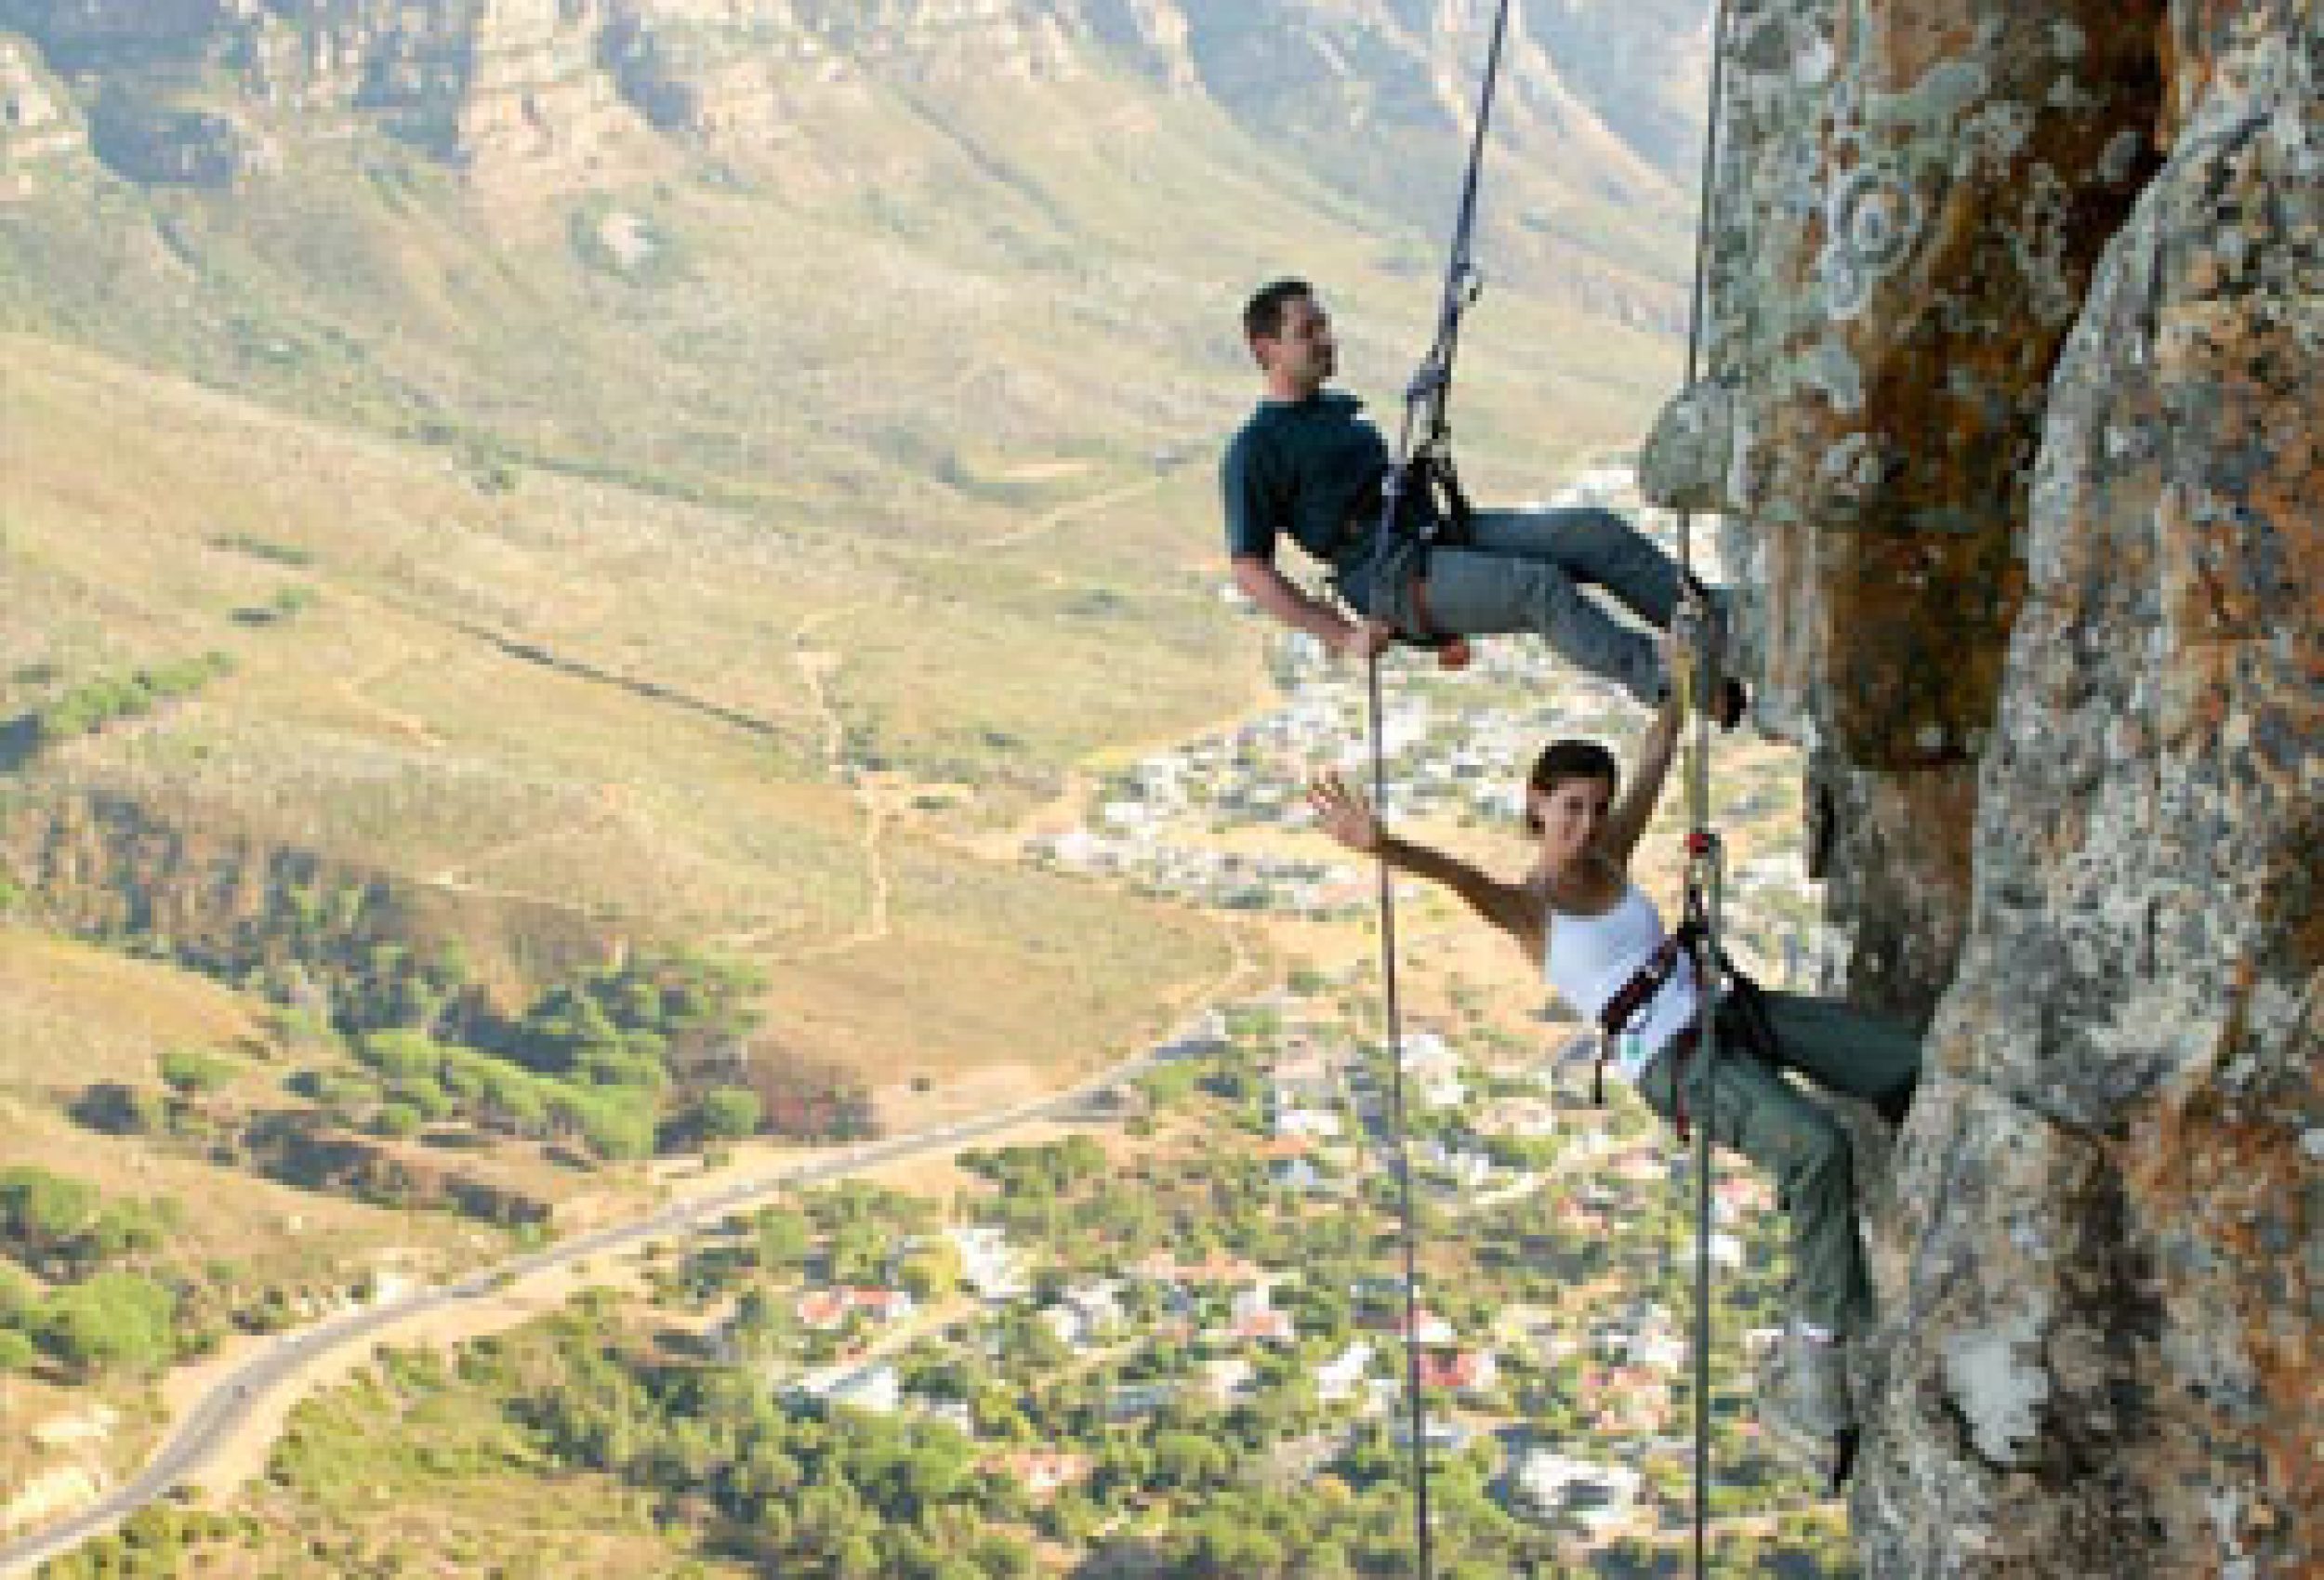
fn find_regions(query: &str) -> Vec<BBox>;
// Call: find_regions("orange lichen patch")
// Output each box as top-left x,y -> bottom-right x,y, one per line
1741,1 -> 2162,770
2120,1073 -> 2318,1554
1820,532 -> 2025,766
1842,1 -> 1987,90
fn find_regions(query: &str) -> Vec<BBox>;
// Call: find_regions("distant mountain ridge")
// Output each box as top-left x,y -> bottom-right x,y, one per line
0,0 -> 1707,296
0,3 -> 1708,1091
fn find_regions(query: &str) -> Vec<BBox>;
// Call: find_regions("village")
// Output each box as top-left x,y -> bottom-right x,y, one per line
650,476 -> 1857,1572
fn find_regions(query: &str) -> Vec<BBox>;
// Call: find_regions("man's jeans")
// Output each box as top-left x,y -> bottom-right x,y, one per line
1631,992 -> 1922,1337
1340,507 -> 1688,704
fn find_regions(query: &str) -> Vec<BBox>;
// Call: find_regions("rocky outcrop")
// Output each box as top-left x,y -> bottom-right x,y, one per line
0,30 -> 80,196
86,87 -> 268,187
0,1 -> 1708,309
1683,0 -> 2167,1007
1652,0 -> 2318,1572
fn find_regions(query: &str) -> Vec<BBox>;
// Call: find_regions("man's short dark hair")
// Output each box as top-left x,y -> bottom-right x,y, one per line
1244,278 -> 1314,342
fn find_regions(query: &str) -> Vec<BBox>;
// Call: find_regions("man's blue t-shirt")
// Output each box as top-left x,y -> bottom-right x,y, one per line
1220,390 -> 1394,570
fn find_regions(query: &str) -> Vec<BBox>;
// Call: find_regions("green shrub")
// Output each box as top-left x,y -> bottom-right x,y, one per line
157,1047 -> 238,1097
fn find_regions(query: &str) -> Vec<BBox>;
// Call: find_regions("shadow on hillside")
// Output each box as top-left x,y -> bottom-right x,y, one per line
0,717 -> 37,772
1070,1544 -> 1175,1579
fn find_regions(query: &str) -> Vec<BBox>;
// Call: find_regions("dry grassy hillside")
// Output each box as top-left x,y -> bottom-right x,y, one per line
0,333 -> 1244,1099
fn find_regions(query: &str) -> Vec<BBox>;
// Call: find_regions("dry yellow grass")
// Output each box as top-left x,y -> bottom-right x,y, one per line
1,335 -> 1235,1094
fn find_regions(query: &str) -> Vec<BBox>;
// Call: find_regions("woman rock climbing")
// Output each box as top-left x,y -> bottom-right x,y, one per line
1305,625 -> 1919,1466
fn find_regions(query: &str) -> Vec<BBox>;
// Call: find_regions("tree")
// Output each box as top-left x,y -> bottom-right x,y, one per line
0,1167 -> 98,1271
1153,1430 -> 1227,1490
895,1240 -> 961,1300
157,1048 -> 237,1098
357,1030 -> 442,1082
753,1208 -> 812,1269
1139,1063 -> 1200,1110
971,1534 -> 1035,1578
0,1262 -> 38,1326
70,1083 -> 166,1137
36,1271 -> 178,1376
84,1200 -> 172,1262
373,1101 -> 425,1139
827,1220 -> 886,1285
698,1086 -> 762,1142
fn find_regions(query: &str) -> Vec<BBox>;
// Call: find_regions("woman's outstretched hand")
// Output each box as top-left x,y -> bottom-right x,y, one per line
1306,770 -> 1383,854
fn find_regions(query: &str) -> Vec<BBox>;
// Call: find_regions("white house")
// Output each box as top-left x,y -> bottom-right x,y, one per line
1512,1448 -> 1643,1531
797,1362 -> 902,1415
946,1226 -> 1030,1300
1273,1106 -> 1342,1141
1063,1280 -> 1126,1333
1315,1340 -> 1376,1403
1400,1030 -> 1457,1073
1202,1356 -> 1255,1402
1271,1156 -> 1327,1194
1417,1073 -> 1468,1111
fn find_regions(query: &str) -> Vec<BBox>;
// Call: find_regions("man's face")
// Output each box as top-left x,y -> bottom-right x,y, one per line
1255,295 -> 1336,388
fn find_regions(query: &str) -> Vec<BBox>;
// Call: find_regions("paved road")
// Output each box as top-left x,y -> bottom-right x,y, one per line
0,1056 -> 1158,1575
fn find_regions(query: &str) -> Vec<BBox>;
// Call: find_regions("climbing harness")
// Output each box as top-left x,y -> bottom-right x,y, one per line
1352,0 -> 1518,661
1361,3 -> 1518,1574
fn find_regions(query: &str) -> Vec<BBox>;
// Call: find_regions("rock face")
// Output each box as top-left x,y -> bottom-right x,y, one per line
1656,1 -> 2318,1572
0,30 -> 78,196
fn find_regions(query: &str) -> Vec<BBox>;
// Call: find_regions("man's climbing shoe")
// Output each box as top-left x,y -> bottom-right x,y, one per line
1757,1330 -> 1855,1474
1672,589 -> 1748,731
1714,677 -> 1749,732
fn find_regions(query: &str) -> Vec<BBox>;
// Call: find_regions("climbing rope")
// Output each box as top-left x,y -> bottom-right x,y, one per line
1360,5 -> 1517,1575
1673,3 -> 1738,1575
1358,2 -> 1746,1573
1365,655 -> 1438,1580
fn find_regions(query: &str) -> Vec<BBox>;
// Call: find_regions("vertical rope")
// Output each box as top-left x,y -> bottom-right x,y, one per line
1359,9 -> 1516,1569
1673,4 -> 1737,1576
1419,0 -> 1517,446
1367,654 -> 1436,1580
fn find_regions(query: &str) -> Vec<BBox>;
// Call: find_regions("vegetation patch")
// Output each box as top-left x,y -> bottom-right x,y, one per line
21,652 -> 234,754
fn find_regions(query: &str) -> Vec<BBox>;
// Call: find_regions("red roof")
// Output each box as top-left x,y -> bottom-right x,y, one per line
1417,1350 -> 1493,1389
795,1291 -> 849,1329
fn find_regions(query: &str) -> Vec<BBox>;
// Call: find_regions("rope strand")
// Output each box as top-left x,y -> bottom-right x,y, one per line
1367,655 -> 1437,1580
1360,8 -> 1517,1573
1674,5 -> 1738,1574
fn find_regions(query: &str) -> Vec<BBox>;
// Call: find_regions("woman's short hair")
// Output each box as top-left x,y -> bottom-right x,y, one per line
1524,739 -> 1619,834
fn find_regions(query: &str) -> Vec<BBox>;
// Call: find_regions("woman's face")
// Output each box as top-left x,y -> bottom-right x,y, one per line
1532,774 -> 1614,862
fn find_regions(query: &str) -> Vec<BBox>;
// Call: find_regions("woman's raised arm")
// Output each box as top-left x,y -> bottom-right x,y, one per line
1599,629 -> 1692,866
1307,771 -> 1540,955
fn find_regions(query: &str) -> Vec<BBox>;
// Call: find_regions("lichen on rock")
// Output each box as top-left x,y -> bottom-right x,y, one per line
1675,1 -> 2319,1572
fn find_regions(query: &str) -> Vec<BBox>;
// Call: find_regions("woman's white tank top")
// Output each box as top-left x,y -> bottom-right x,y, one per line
1543,884 -> 1698,1081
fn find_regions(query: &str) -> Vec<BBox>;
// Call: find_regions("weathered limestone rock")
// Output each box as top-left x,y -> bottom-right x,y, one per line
0,30 -> 79,197
602,5 -> 841,142
1637,375 -> 1742,513
1686,1 -> 2165,1010
1687,0 -> 2317,1571
1856,7 -> 2321,1571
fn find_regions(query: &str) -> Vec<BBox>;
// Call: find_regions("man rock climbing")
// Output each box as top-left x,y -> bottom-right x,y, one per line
1221,278 -> 1745,725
